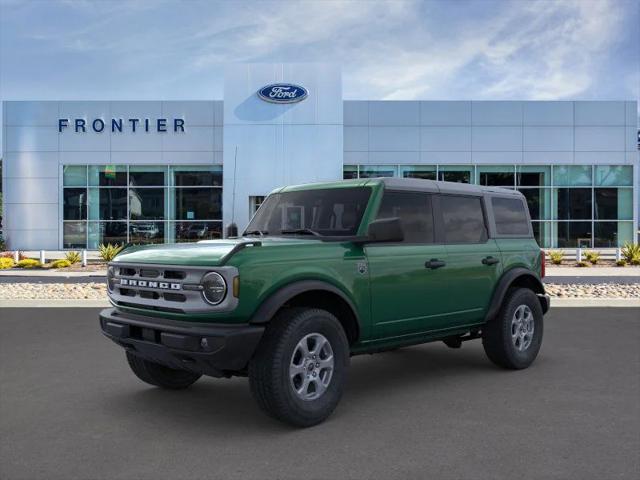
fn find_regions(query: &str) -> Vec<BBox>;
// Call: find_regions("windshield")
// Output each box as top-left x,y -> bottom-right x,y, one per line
245,187 -> 372,237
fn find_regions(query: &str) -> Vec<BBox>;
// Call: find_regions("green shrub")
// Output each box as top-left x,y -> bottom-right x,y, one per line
0,257 -> 15,269
51,259 -> 72,269
0,234 -> 5,251
576,260 -> 590,268
615,259 -> 627,267
583,251 -> 600,265
621,242 -> 640,264
17,258 -> 42,269
548,250 -> 564,265
99,243 -> 123,262
65,251 -> 81,264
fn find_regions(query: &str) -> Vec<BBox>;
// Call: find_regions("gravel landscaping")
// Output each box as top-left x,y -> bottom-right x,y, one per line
0,281 -> 639,300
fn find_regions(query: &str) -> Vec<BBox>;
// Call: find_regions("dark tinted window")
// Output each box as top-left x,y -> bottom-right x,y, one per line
440,195 -> 487,244
63,188 -> 87,220
492,197 -> 530,235
376,191 -> 434,243
557,188 -> 591,220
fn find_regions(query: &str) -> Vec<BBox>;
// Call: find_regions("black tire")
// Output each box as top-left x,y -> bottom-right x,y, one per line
482,288 -> 544,369
248,307 -> 350,427
126,351 -> 202,389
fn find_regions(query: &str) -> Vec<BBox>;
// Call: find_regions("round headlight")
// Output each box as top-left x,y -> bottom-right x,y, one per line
201,272 -> 227,305
107,266 -> 115,292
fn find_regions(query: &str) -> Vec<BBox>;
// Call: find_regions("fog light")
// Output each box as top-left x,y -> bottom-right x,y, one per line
201,272 -> 227,305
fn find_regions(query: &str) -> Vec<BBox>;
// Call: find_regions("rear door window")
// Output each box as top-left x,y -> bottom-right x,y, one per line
491,197 -> 530,235
440,195 -> 487,244
376,191 -> 434,243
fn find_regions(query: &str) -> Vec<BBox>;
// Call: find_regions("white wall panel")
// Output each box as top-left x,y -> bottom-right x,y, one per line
472,126 -> 522,151
60,130 -> 110,151
575,127 -> 625,151
5,126 -> 58,151
472,152 -> 523,164
625,127 -> 637,151
343,126 -> 368,151
110,101 -> 162,119
624,101 -> 637,126
523,151 -> 573,164
369,127 -> 419,151
575,101 -> 625,125
162,126 -> 214,151
343,151 -> 368,164
344,101 -> 368,125
110,130 -> 162,152
3,229 -> 59,250
523,102 -> 573,125
4,101 -> 58,126
420,101 -> 471,125
524,126 -> 573,151
59,101 -> 110,122
59,151 -> 110,165
160,151 -> 216,164
161,101 -> 214,125
472,102 -> 522,125
4,178 -> 59,204
3,152 -> 58,178
3,203 -> 58,231
369,151 -> 420,164
419,151 -> 472,164
421,127 -> 471,151
574,151 -> 625,164
369,101 -> 420,126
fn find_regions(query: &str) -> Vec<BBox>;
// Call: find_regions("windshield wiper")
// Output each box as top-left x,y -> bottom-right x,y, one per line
244,230 -> 268,236
280,228 -> 322,237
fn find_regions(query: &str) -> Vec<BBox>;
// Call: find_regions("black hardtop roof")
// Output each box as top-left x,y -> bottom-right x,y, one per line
378,177 -> 523,197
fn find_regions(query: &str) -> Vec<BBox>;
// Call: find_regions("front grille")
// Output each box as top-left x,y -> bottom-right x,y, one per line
108,262 -> 238,314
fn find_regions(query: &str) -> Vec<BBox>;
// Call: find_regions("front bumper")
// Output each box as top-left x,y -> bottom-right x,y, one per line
99,308 -> 264,377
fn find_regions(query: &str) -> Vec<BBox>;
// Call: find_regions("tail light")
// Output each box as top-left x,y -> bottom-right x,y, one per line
540,250 -> 546,278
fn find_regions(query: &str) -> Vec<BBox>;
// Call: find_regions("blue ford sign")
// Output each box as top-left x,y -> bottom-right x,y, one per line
258,83 -> 308,104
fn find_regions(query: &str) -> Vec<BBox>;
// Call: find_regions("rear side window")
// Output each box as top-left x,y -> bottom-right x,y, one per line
492,197 -> 530,236
440,195 -> 487,244
376,191 -> 434,243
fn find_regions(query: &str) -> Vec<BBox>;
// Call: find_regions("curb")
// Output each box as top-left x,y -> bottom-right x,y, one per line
550,298 -> 640,307
0,299 -> 110,308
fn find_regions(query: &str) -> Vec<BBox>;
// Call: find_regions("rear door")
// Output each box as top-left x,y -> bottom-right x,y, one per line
438,194 -> 503,326
366,190 -> 451,338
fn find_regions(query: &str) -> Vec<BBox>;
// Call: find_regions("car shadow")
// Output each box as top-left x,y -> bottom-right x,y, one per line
103,343 -> 510,433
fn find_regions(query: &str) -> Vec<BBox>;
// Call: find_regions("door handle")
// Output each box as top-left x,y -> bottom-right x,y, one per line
482,256 -> 500,266
425,259 -> 446,269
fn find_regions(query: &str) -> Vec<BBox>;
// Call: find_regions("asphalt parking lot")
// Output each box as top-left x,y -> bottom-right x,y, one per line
1,308 -> 638,480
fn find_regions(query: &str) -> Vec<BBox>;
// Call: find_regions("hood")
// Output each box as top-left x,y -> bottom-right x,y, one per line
112,237 -> 320,267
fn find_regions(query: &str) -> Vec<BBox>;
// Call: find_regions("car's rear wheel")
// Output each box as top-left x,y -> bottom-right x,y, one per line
482,288 -> 544,369
248,307 -> 349,427
126,352 -> 202,389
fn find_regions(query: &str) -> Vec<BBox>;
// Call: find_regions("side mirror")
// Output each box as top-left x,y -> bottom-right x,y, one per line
365,217 -> 404,243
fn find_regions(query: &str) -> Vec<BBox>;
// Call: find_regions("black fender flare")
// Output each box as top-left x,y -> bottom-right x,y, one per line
249,280 -> 361,332
485,268 -> 547,322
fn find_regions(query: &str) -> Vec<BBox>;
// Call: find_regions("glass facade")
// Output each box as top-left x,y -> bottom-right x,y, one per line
62,165 -> 222,248
343,164 -> 634,248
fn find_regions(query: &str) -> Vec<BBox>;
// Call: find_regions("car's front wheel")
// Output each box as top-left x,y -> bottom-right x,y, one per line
482,288 -> 544,369
126,352 -> 202,389
248,307 -> 349,427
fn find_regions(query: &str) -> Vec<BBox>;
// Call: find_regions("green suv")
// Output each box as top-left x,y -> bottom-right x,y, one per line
100,178 -> 550,427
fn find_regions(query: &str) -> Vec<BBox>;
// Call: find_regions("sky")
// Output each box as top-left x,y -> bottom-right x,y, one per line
0,0 -> 638,149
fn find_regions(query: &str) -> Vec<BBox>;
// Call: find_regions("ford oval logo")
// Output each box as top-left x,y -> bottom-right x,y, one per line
258,83 -> 308,104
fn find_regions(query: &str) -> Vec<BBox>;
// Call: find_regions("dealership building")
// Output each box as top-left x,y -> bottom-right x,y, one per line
1,63 -> 638,250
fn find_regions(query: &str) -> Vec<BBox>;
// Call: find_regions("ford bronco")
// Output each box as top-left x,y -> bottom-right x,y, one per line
100,178 -> 550,427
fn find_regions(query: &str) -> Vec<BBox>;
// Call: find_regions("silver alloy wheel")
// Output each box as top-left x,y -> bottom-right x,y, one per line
511,304 -> 535,352
289,333 -> 334,401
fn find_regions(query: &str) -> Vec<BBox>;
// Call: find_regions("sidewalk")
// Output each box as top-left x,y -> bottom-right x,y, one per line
545,266 -> 640,277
